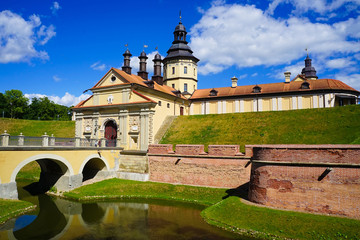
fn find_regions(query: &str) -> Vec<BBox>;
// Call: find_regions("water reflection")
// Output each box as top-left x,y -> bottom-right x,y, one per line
0,183 -> 256,239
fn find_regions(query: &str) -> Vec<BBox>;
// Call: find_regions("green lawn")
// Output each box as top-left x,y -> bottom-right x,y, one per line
0,118 -> 75,137
161,105 -> 360,151
63,178 -> 360,240
0,199 -> 35,224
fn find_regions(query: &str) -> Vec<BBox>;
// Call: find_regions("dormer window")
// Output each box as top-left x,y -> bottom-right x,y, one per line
301,81 -> 310,89
253,85 -> 262,93
209,89 -> 218,96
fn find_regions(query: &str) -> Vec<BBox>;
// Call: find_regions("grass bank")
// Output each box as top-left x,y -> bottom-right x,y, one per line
0,199 -> 35,224
161,105 -> 360,151
0,118 -> 75,137
63,178 -> 360,240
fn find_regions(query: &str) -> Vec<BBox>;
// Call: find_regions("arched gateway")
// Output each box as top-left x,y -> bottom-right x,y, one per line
104,120 -> 117,147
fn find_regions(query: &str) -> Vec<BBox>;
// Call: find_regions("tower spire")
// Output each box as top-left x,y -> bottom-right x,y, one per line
179,10 -> 182,23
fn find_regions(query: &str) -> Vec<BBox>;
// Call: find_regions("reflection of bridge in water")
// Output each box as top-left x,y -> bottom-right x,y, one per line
0,195 -> 238,240
0,133 -> 149,199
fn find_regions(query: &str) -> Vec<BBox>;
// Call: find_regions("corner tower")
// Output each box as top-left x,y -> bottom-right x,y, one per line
163,18 -> 199,97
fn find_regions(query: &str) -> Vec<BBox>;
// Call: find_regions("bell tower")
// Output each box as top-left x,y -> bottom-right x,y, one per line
163,17 -> 199,97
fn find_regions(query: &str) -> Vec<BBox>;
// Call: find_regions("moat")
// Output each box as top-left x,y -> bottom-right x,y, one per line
0,182 -> 254,240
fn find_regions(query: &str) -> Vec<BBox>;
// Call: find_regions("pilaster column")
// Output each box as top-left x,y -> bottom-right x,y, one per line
119,109 -> 128,147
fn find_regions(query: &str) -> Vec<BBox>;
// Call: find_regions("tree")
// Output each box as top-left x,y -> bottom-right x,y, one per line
4,90 -> 28,119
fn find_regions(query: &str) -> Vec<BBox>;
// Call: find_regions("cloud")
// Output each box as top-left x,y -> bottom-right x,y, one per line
90,61 -> 106,71
267,0 -> 360,15
130,51 -> 165,76
326,58 -> 356,69
25,92 -> 91,107
37,25 -> 56,45
51,2 -> 61,15
335,73 -> 360,90
189,3 -> 360,75
53,75 -> 61,82
0,10 -> 56,63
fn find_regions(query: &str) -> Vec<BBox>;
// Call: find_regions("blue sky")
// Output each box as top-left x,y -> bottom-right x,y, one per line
1,0 -> 359,106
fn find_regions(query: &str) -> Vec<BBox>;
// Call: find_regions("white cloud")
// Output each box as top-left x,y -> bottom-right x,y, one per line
251,73 -> 258,77
238,74 -> 247,79
326,58 -> 355,69
53,75 -> 61,82
189,3 -> 360,75
25,92 -> 91,107
267,0 -> 360,15
130,51 -> 165,76
0,10 -> 56,63
51,2 -> 61,15
335,73 -> 360,90
90,61 -> 106,71
37,25 -> 56,45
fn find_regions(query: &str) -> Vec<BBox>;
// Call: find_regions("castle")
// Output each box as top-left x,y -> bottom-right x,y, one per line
72,20 -> 360,150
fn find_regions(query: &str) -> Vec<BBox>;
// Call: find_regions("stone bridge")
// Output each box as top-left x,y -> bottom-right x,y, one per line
0,133 -> 149,199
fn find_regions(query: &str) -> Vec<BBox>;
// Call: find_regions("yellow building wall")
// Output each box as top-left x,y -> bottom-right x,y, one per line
282,97 -> 291,110
302,96 -> 312,109
97,90 -> 123,105
192,102 -> 201,115
263,98 -> 271,111
210,101 -> 217,114
227,100 -> 234,113
244,99 -> 252,112
164,59 -> 198,93
136,90 -> 188,142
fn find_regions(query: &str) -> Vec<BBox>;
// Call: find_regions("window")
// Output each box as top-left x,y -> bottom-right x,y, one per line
172,67 -> 175,74
194,68 -> 196,76
184,66 -> 187,74
172,84 -> 175,89
167,103 -> 170,108
158,101 -> 162,106
184,83 -> 188,92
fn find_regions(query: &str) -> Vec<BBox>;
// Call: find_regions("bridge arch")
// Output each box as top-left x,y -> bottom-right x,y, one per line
11,154 -> 74,183
79,154 -> 111,182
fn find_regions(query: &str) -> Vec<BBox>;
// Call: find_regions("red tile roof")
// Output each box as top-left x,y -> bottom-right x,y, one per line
91,68 -> 185,99
191,79 -> 359,100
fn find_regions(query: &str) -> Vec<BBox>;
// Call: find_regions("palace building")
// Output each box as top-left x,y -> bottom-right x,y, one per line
72,20 -> 360,150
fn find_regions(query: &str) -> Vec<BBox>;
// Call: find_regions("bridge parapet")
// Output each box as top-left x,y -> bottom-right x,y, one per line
0,131 -> 121,148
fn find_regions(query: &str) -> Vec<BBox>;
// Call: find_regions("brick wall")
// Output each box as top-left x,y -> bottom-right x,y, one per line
148,144 -> 251,188
248,145 -> 360,219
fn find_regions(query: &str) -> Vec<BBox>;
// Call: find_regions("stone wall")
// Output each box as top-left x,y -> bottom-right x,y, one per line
148,144 -> 251,188
247,145 -> 360,219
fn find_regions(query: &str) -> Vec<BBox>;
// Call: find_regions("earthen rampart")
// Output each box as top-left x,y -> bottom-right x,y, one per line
148,144 -> 251,188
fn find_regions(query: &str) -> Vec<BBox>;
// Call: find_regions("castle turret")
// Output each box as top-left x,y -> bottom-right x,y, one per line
122,49 -> 132,74
301,53 -> 318,80
137,50 -> 148,80
152,53 -> 163,85
163,17 -> 199,96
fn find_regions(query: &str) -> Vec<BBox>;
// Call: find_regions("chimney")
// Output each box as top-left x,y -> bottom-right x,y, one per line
122,49 -> 132,74
152,53 -> 163,85
137,51 -> 148,80
231,76 -> 238,88
284,71 -> 291,83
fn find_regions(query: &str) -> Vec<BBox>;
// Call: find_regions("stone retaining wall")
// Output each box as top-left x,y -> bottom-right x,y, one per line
248,145 -> 360,219
148,144 -> 251,188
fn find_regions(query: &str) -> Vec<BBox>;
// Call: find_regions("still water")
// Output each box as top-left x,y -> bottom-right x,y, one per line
0,183 -> 255,240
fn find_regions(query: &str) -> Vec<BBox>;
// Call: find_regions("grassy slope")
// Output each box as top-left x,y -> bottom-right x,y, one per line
161,105 -> 360,151
64,179 -> 360,240
0,118 -> 75,137
0,199 -> 35,224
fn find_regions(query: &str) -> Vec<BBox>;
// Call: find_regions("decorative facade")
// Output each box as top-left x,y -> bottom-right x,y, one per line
73,20 -> 360,150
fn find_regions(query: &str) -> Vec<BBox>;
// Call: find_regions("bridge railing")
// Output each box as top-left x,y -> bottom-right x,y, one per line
0,131 -> 121,148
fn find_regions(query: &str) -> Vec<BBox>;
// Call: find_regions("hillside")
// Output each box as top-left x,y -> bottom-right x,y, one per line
0,119 -> 75,138
160,105 -> 360,151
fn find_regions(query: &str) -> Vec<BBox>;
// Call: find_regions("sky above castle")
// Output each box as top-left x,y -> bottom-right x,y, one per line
0,0 -> 359,106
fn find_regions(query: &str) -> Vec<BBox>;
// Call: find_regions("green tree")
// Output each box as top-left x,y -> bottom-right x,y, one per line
4,90 -> 29,119
0,93 -> 10,118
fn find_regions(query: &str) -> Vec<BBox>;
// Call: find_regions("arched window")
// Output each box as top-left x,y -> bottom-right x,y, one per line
184,66 -> 187,74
